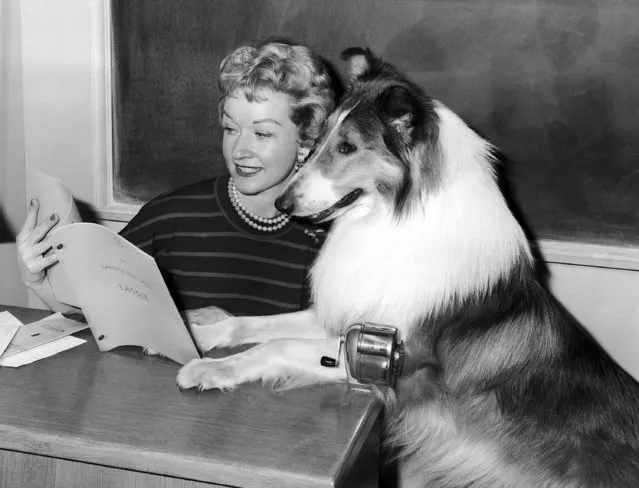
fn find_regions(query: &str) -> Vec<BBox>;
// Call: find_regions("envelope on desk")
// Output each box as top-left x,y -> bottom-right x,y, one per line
0,313 -> 88,359
0,311 -> 22,356
0,313 -> 88,367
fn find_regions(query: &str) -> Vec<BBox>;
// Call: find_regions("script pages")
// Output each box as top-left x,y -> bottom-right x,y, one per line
25,169 -> 201,365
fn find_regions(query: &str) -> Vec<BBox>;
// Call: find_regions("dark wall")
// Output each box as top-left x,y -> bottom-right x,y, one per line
112,0 -> 639,245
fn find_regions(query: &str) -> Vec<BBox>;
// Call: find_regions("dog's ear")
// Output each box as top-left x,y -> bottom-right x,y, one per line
340,47 -> 376,81
380,85 -> 420,138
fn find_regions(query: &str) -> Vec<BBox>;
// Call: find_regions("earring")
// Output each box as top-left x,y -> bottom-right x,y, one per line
295,145 -> 311,171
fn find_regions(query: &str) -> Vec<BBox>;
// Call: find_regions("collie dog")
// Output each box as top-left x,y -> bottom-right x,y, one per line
178,48 -> 639,487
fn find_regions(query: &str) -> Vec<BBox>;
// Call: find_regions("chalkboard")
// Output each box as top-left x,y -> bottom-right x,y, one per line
111,0 -> 639,246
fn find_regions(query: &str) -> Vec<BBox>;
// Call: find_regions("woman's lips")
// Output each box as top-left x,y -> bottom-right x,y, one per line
235,164 -> 263,177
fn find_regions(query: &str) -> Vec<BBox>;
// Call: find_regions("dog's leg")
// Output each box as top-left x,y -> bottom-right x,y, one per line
176,337 -> 345,391
190,309 -> 326,352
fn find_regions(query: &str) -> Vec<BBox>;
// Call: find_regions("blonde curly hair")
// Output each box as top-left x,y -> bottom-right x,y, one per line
218,39 -> 336,149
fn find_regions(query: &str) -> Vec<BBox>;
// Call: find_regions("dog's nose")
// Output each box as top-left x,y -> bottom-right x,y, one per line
275,195 -> 295,215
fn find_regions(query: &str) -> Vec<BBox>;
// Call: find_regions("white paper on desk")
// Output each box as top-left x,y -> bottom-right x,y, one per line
0,313 -> 88,359
0,335 -> 86,367
26,168 -> 83,307
0,312 -> 23,356
49,223 -> 201,365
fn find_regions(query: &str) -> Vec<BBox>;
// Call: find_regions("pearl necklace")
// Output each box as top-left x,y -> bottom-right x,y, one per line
228,178 -> 290,232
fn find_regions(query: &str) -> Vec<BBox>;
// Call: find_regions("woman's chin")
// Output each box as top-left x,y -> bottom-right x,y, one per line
232,173 -> 266,195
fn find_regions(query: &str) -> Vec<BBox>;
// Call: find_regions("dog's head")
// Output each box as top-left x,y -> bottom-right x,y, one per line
275,47 -> 442,223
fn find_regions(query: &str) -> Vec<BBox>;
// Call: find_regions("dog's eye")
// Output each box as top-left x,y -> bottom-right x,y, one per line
337,142 -> 357,155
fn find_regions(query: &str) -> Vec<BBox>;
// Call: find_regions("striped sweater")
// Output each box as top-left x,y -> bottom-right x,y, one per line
119,175 -> 326,316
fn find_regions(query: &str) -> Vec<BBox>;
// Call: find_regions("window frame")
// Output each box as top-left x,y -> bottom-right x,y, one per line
91,0 -> 140,223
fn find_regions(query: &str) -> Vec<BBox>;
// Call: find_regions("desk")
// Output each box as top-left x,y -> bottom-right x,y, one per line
0,306 -> 381,488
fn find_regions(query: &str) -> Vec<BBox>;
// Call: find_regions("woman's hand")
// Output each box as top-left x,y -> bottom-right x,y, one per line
182,306 -> 234,327
182,306 -> 236,353
16,199 -> 60,288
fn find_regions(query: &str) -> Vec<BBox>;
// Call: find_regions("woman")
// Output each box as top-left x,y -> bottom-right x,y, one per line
16,39 -> 337,317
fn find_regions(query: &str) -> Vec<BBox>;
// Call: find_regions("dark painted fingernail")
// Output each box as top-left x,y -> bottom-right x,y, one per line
50,214 -> 58,221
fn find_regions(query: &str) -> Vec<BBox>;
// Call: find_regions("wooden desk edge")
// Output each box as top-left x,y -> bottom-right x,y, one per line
0,423 -> 343,488
0,306 -> 383,487
331,398 -> 382,487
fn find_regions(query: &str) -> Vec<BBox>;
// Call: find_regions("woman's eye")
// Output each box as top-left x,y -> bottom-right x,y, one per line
223,126 -> 237,135
255,132 -> 273,140
337,142 -> 356,154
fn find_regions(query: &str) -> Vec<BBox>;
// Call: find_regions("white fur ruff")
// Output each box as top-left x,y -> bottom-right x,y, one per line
312,103 -> 531,339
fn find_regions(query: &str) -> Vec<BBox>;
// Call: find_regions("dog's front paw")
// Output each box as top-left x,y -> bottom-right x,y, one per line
176,358 -> 241,391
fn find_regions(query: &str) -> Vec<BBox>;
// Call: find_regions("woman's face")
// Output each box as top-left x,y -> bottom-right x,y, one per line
221,90 -> 300,197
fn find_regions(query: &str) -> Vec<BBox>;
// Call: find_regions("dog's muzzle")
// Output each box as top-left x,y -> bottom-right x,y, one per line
321,323 -> 405,390
303,188 -> 364,224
